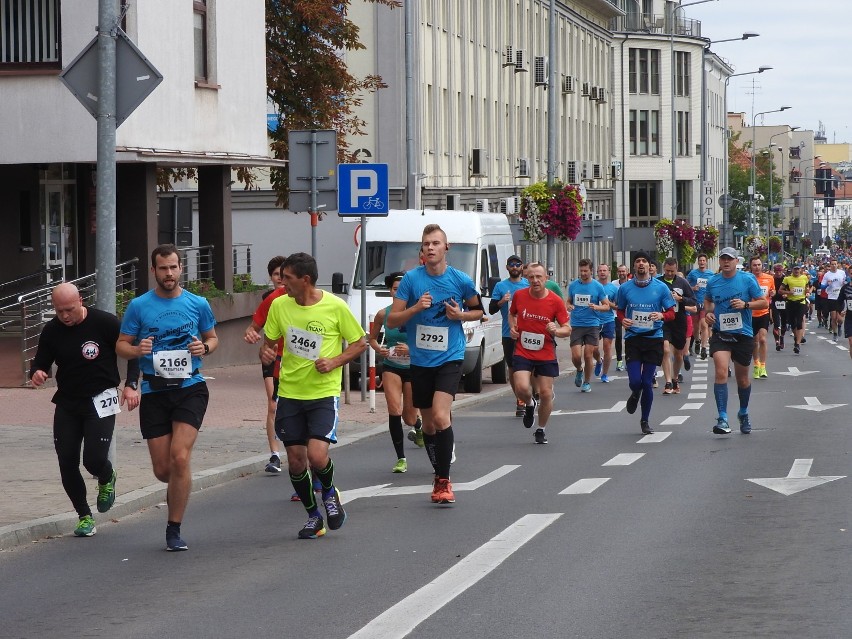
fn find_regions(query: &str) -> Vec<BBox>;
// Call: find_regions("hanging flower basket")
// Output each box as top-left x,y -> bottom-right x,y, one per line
745,235 -> 767,258
802,237 -> 813,249
518,181 -> 583,242
693,225 -> 719,259
768,235 -> 782,254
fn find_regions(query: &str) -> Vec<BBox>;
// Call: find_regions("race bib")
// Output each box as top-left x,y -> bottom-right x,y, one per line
93,387 -> 121,418
287,326 -> 323,360
792,287 -> 804,297
719,312 -> 743,332
632,311 -> 654,329
846,300 -> 852,311
696,278 -> 708,289
760,286 -> 769,297
416,325 -> 448,351
153,349 -> 192,379
386,346 -> 410,366
574,294 -> 591,307
520,331 -> 545,351
775,301 -> 786,310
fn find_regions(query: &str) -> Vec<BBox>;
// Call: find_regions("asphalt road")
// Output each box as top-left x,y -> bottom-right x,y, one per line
3,327 -> 852,639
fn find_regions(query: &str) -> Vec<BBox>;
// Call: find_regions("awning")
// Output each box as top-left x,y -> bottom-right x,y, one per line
116,146 -> 288,168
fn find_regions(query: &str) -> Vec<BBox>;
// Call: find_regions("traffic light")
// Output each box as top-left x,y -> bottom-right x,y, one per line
815,168 -> 831,195
824,188 -> 835,208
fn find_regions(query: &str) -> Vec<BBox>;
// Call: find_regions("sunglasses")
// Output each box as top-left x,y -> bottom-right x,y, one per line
507,261 -> 523,267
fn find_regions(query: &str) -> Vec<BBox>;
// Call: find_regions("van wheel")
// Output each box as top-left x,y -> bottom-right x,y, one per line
491,358 -> 508,384
463,346 -> 483,393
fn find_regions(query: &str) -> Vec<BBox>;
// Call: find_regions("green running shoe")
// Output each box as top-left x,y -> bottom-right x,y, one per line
74,515 -> 96,537
392,458 -> 408,473
97,470 -> 117,513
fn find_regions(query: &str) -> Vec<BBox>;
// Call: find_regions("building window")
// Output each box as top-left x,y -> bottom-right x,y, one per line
193,0 -> 207,81
676,111 -> 690,156
676,180 -> 691,219
628,48 -> 660,95
674,51 -> 690,97
629,109 -> 660,156
0,0 -> 60,68
629,181 -> 660,228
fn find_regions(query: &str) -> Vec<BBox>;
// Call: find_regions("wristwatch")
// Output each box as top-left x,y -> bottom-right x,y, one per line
126,380 -> 138,391
203,342 -> 210,356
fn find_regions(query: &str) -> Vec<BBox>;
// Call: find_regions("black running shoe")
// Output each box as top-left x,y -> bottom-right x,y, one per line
640,420 -> 654,435
626,390 -> 641,414
523,398 -> 537,428
298,515 -> 326,539
534,428 -> 548,444
322,488 -> 346,530
793,343 -> 800,354
683,356 -> 691,372
166,525 -> 188,552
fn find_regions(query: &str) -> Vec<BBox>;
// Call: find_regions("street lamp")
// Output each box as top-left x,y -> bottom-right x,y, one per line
765,125 -> 800,246
721,66 -> 772,246
750,106 -> 792,235
670,0 -> 718,220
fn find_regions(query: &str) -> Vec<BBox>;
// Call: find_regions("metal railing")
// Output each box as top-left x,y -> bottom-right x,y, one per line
609,13 -> 702,38
0,266 -> 62,314
11,258 -> 139,386
179,245 -> 215,285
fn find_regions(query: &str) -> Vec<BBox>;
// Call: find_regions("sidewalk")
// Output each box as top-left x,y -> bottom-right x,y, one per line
0,362 -> 514,549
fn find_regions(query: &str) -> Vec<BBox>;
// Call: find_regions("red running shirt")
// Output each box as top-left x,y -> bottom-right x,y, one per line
510,288 -> 569,361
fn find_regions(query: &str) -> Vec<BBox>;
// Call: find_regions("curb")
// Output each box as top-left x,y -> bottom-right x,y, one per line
0,384 -> 512,550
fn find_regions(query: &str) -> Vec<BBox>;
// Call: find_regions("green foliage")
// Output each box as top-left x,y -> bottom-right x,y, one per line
233,274 -> 266,293
115,289 -> 135,317
184,279 -> 232,301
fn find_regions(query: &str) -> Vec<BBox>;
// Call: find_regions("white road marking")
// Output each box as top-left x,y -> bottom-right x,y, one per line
786,397 -> 847,412
638,431 -> 671,443
747,459 -> 846,496
602,453 -> 645,466
692,376 -> 708,381
660,415 -> 689,425
837,345 -> 847,351
347,513 -> 563,639
776,367 -> 817,377
550,401 -> 626,416
559,478 -> 610,494
688,393 -> 706,399
691,384 -> 708,389
680,403 -> 704,410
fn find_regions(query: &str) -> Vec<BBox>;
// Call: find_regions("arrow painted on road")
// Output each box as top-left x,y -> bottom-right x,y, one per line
746,459 -> 845,496
786,396 -> 847,412
775,367 -> 818,377
340,465 -> 520,504
551,401 -> 626,416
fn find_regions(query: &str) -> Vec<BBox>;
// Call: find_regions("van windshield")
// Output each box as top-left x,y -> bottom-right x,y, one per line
354,242 -> 476,289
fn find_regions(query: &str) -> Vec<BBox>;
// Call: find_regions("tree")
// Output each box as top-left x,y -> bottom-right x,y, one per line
727,131 -> 782,235
266,0 -> 401,207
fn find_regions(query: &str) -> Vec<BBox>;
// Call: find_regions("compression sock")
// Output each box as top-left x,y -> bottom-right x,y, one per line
639,364 -> 656,421
714,383 -> 729,420
290,467 -> 317,512
737,385 -> 752,415
389,415 -> 405,459
434,427 -> 454,478
423,432 -> 438,473
315,459 -> 336,499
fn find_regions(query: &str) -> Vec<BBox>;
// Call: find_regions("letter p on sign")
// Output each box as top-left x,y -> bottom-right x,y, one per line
338,163 -> 389,216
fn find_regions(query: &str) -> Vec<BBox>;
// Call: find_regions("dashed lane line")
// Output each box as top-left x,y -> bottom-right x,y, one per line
602,453 -> 645,466
660,415 -> 689,425
680,403 -> 704,410
559,478 -> 610,494
638,432 -> 672,443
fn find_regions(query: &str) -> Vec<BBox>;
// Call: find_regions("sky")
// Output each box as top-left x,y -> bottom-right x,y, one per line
688,0 -> 850,143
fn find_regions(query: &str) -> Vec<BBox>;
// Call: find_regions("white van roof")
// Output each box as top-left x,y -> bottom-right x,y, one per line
362,209 -> 511,242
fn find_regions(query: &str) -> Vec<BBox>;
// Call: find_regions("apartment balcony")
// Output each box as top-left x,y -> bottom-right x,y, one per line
609,13 -> 703,38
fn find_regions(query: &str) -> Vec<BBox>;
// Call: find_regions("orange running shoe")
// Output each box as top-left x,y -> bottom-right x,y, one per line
435,478 -> 455,504
430,476 -> 441,503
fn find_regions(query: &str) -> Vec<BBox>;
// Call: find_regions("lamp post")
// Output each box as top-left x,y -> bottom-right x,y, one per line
765,125 -> 799,244
796,155 -> 820,246
750,106 -> 792,235
670,0 -> 717,220
721,66 -> 772,247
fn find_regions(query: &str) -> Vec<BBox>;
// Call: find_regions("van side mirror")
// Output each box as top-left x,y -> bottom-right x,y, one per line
332,272 -> 348,295
485,276 -> 501,297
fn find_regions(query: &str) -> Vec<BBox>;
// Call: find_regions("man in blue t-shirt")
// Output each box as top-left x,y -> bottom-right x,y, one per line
489,254 -> 529,416
566,258 -> 610,393
703,246 -> 767,435
687,253 -> 713,360
388,224 -> 483,506
615,251 -> 676,435
594,263 -> 619,383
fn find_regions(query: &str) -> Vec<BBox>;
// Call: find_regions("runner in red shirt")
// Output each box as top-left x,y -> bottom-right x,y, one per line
509,262 -> 571,444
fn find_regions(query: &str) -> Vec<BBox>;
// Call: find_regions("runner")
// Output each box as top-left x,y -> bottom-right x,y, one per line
820,259 -> 845,341
703,247 -> 767,435
838,265 -> 852,359
779,263 -> 811,355
29,283 -> 139,538
687,253 -> 713,360
367,271 -> 423,474
615,252 -> 676,435
594,263 -> 619,383
489,255 -> 529,415
117,244 -> 218,551
566,259 -> 610,393
387,224 -> 484,506
770,264 -> 788,351
614,264 -> 629,371
508,262 -> 570,444
261,252 -> 366,539
748,256 -> 775,379
657,257 -> 696,395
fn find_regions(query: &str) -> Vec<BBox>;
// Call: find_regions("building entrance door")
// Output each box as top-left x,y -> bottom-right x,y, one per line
42,183 -> 77,281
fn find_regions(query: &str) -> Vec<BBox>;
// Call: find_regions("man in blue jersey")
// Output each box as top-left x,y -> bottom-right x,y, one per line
489,255 -> 529,416
117,244 -> 218,551
703,247 -> 767,435
387,224 -> 484,506
687,253 -> 713,359
566,259 -> 610,393
594,263 -> 619,383
615,252 -> 677,435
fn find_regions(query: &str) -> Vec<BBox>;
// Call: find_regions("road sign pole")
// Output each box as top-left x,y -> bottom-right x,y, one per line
310,130 -> 318,258
360,214 -> 367,401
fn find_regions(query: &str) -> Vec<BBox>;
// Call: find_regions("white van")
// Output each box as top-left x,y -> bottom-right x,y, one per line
332,209 -> 516,392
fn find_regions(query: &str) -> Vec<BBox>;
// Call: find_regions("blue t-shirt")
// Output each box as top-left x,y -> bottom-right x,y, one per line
704,271 -> 763,337
568,279 -> 607,327
491,277 -> 528,338
119,289 -> 216,393
615,278 -> 676,340
395,265 -> 479,367
596,281 -> 619,324
686,268 -> 712,307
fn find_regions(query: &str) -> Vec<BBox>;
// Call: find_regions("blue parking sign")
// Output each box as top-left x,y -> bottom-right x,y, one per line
338,163 -> 389,216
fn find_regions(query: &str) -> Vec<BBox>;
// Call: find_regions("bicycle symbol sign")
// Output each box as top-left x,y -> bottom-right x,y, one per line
338,163 -> 390,216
